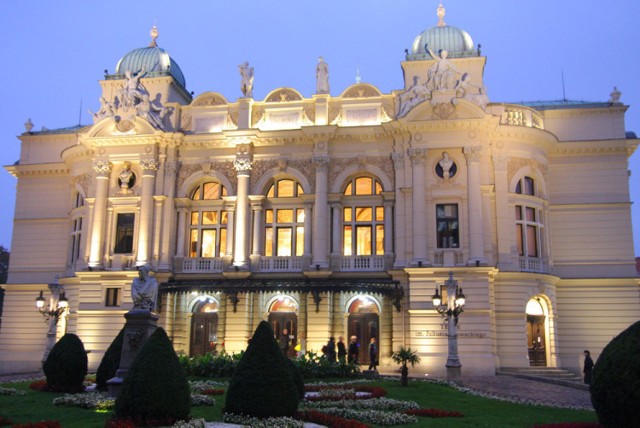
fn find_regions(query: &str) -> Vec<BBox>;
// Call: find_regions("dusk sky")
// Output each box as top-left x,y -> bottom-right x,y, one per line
1,1 -> 639,255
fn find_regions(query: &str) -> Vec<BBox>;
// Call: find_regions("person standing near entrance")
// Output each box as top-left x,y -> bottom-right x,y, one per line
368,338 -> 378,370
348,335 -> 359,364
279,328 -> 290,357
337,336 -> 347,363
326,337 -> 336,362
583,350 -> 594,384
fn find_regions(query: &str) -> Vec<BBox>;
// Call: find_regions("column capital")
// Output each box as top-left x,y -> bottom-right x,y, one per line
92,160 -> 112,178
408,148 -> 427,165
140,158 -> 159,176
391,151 -> 405,169
463,145 -> 483,163
312,155 -> 330,171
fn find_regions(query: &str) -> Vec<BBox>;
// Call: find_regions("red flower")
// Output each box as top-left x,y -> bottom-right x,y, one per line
297,410 -> 370,428
405,408 -> 464,418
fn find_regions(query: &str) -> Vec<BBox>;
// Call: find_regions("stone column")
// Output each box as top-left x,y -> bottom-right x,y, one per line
233,145 -> 253,269
408,148 -> 428,266
312,155 -> 330,269
492,155 -> 513,269
383,199 -> 394,256
160,159 -> 180,270
175,208 -> 187,257
391,151 -> 407,268
464,146 -> 487,265
136,158 -> 159,267
249,196 -> 264,270
330,201 -> 342,259
225,203 -> 236,259
89,160 -> 112,268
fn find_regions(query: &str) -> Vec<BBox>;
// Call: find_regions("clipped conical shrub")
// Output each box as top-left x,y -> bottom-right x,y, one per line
96,327 -> 125,391
43,333 -> 88,392
591,321 -> 640,427
224,320 -> 300,418
115,328 -> 190,424
286,358 -> 305,400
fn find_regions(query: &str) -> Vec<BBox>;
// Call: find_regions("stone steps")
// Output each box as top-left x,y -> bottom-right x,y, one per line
497,367 -> 589,390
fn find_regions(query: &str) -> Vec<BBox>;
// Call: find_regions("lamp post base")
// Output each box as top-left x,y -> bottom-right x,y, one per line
446,365 -> 461,383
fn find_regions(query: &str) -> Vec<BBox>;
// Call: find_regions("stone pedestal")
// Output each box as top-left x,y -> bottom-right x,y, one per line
107,309 -> 159,397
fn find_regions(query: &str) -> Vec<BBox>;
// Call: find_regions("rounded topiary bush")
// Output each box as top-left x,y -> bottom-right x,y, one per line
43,333 -> 88,392
115,327 -> 190,424
590,321 -> 640,427
96,328 -> 124,391
224,320 -> 300,418
286,357 -> 305,400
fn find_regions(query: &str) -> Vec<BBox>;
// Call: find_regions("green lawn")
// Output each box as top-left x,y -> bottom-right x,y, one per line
0,379 -> 597,427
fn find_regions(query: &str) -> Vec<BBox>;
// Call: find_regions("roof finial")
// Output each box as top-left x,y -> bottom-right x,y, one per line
437,3 -> 446,27
355,62 -> 362,84
149,24 -> 159,48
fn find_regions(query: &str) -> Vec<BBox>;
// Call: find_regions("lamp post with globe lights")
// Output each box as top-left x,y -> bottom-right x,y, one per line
35,277 -> 69,362
432,271 -> 465,381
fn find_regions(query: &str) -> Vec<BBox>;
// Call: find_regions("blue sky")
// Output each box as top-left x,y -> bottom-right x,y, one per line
1,1 -> 639,255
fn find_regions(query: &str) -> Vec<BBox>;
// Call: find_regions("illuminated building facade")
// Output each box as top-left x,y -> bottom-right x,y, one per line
1,6 -> 638,376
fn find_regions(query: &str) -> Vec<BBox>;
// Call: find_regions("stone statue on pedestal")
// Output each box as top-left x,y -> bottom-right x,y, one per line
131,265 -> 158,311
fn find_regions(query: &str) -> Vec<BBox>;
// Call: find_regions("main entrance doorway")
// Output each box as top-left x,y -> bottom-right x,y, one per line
526,298 -> 547,366
268,295 -> 298,358
190,297 -> 219,357
347,296 -> 379,366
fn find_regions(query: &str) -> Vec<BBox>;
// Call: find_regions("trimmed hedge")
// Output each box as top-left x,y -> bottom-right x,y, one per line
224,320 -> 300,418
96,327 -> 124,391
43,333 -> 88,393
590,320 -> 640,427
115,328 -> 190,424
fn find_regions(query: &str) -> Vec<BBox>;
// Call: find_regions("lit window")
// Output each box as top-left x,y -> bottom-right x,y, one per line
267,179 -> 304,198
264,208 -> 304,257
341,176 -> 385,256
191,181 -> 227,200
189,210 -> 227,257
436,204 -> 459,248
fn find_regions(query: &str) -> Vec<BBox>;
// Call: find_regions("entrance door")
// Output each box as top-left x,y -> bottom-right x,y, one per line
527,315 -> 546,366
268,312 -> 297,358
190,313 -> 219,357
348,313 -> 379,366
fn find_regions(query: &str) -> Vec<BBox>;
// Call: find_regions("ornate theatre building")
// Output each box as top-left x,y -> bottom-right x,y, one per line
1,6 -> 638,376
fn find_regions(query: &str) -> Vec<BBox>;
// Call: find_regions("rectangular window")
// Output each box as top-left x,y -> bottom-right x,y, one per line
114,213 -> 135,254
219,228 -> 227,256
376,225 -> 384,255
201,229 -> 217,257
527,225 -> 538,257
265,227 -> 273,257
355,207 -> 372,221
356,225 -> 372,255
277,209 -> 293,223
343,226 -> 353,256
202,211 -> 218,225
296,226 -> 304,256
516,224 -> 524,256
189,229 -> 198,257
191,212 -> 199,225
375,206 -> 384,221
265,209 -> 274,223
436,204 -> 459,248
343,207 -> 352,222
105,288 -> 121,307
276,227 -> 292,256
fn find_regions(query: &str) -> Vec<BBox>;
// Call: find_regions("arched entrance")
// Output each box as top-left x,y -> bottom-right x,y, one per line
347,296 -> 379,366
267,295 -> 298,358
190,296 -> 219,357
526,298 -> 547,366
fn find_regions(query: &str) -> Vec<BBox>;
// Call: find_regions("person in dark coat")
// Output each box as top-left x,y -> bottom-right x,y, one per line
368,337 -> 378,370
337,336 -> 347,363
348,335 -> 359,364
583,350 -> 594,384
326,337 -> 337,362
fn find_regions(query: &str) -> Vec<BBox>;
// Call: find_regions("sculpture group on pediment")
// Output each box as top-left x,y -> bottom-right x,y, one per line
396,47 -> 489,119
90,66 -> 169,130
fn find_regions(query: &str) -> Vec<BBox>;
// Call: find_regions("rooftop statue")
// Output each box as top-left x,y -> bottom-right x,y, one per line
119,66 -> 148,108
316,57 -> 330,94
426,47 -> 461,92
131,265 -> 158,311
239,61 -> 254,98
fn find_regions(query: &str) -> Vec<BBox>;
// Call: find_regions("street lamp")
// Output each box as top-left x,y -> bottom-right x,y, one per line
432,271 -> 465,381
35,277 -> 69,363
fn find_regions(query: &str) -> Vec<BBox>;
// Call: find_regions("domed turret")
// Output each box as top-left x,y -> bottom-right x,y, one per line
407,3 -> 478,61
109,26 -> 186,88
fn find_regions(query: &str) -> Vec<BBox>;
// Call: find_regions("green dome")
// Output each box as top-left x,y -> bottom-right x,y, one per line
110,26 -> 186,88
407,4 -> 478,61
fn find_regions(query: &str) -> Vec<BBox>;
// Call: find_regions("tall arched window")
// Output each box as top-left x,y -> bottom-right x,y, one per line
342,176 -> 384,256
513,175 -> 546,271
264,178 -> 305,257
69,191 -> 85,264
189,181 -> 227,258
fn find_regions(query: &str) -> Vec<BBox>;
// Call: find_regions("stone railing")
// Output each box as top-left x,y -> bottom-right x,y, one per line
339,256 -> 386,271
182,257 -> 224,273
519,256 -> 550,273
259,256 -> 304,272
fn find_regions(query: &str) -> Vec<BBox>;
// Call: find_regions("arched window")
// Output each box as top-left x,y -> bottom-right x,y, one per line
342,176 -> 384,256
264,178 -> 305,257
70,191 -> 85,264
267,179 -> 304,198
189,181 -> 227,258
515,176 -> 535,196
